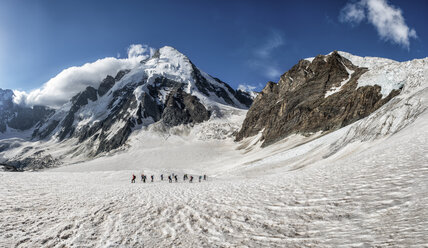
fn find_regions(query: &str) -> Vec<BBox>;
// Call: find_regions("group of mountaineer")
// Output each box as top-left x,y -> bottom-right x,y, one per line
131,173 -> 207,183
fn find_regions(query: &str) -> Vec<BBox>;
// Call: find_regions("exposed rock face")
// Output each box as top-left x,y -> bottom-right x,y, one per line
0,89 -> 16,132
98,75 -> 115,97
8,106 -> 54,131
97,69 -> 130,97
57,86 -> 98,140
137,92 -> 162,123
234,90 -> 254,107
236,51 -> 400,146
0,88 -> 53,133
162,88 -> 210,126
7,152 -> 58,170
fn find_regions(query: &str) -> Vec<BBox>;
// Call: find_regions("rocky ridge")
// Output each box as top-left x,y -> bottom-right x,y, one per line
236,51 -> 401,146
0,89 -> 53,133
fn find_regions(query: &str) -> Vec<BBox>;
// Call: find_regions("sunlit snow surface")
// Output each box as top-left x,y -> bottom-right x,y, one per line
1,107 -> 428,247
1,110 -> 427,247
1,53 -> 428,247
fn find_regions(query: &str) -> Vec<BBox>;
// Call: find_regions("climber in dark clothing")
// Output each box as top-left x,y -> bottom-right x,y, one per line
174,175 -> 178,182
168,175 -> 172,183
204,175 -> 207,181
151,175 -> 154,182
143,175 -> 146,183
199,175 -> 202,182
161,174 -> 164,181
131,174 -> 136,183
189,176 -> 193,183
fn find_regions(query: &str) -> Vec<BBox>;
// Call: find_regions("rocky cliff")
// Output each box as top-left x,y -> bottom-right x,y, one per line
0,89 -> 53,133
236,51 -> 401,146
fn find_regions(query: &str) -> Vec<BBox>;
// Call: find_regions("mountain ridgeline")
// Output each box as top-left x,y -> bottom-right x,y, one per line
0,46 -> 253,168
33,47 -> 253,154
0,47 -> 417,170
236,51 -> 401,146
0,89 -> 53,133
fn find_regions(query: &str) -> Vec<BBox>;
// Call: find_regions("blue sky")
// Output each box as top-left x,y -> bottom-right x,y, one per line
0,0 -> 426,99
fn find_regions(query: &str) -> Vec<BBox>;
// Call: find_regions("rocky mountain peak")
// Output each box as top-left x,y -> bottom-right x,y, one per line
236,51 -> 401,146
0,88 -> 53,134
17,45 -> 254,166
0,88 -> 14,100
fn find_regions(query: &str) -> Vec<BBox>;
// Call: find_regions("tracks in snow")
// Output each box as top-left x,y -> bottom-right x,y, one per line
1,153 -> 427,248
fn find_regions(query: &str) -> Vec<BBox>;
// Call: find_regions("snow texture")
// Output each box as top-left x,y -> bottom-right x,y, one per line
1,105 -> 427,247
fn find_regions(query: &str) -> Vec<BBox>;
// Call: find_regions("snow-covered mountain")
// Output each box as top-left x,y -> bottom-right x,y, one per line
0,88 -> 53,134
0,46 -> 253,169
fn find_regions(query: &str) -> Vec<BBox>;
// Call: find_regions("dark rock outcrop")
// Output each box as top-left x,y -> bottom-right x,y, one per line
7,153 -> 58,170
162,88 -> 211,126
191,64 -> 253,108
94,82 -> 141,154
8,106 -> 54,131
98,76 -> 115,97
114,69 -> 130,81
0,88 -> 53,133
234,90 -> 254,107
98,69 -> 130,97
0,163 -> 23,172
236,51 -> 400,146
32,120 -> 60,140
137,93 -> 162,123
58,86 -> 98,140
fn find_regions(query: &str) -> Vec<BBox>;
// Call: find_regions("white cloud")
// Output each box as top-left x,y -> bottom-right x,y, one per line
339,0 -> 417,48
265,67 -> 282,78
248,29 -> 285,79
237,84 -> 259,98
247,60 -> 282,79
339,2 -> 365,24
13,44 -> 154,108
127,44 -> 156,58
127,44 -> 145,58
254,30 -> 284,59
237,84 -> 256,92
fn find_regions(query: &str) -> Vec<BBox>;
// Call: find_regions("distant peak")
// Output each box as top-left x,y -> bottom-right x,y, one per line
304,50 -> 398,69
159,46 -> 187,58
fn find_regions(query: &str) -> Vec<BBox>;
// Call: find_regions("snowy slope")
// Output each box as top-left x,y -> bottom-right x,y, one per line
1,87 -> 427,247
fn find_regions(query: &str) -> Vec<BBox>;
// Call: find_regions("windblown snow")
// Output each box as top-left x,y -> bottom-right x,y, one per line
1,52 -> 428,247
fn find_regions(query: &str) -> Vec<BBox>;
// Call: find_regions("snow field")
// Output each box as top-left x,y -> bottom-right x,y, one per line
1,108 -> 427,247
